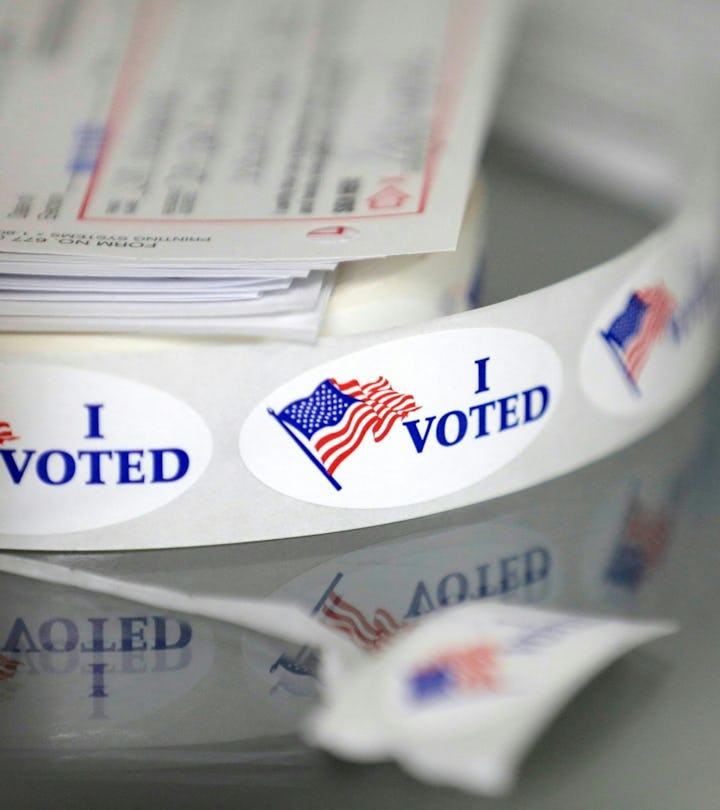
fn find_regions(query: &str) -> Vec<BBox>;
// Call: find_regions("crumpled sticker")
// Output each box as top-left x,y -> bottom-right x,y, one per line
305,602 -> 676,796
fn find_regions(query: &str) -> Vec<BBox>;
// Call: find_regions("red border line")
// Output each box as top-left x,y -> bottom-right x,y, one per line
78,0 -> 171,219
79,0 -> 485,224
416,0 -> 486,214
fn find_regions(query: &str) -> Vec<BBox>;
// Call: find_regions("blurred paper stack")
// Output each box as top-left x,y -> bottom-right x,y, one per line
0,0 -> 516,339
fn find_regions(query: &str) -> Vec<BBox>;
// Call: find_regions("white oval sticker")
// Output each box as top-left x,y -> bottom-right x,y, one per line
240,328 -> 562,508
580,248 -> 720,414
0,364 -> 212,535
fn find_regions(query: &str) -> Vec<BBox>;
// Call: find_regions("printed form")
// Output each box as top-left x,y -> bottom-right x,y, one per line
0,0 -> 514,336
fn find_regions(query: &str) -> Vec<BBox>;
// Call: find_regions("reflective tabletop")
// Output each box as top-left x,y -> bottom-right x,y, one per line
2,146 -> 719,810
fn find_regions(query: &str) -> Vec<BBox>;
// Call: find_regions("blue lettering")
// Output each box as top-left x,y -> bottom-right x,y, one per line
405,385 -> 551,452
117,449 -> 145,484
120,617 -> 148,652
80,618 -> 117,652
510,618 -> 590,654
525,547 -> 550,585
151,448 -> 189,483
500,555 -> 521,593
498,394 -> 519,431
474,357 -> 490,393
670,270 -> 719,340
152,616 -> 192,650
523,386 -> 550,423
37,450 -> 75,485
84,403 -> 104,439
89,662 -> 110,697
2,618 -> 40,652
475,564 -> 498,598
77,450 -> 113,484
437,572 -> 468,606
0,449 -> 35,483
469,400 -> 496,437
436,411 -> 467,447
403,417 -> 436,454
2,447 -> 191,485
404,580 -> 436,618
39,618 -> 79,652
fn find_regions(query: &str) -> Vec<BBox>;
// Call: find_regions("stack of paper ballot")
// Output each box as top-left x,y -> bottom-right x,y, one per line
0,0 -> 515,340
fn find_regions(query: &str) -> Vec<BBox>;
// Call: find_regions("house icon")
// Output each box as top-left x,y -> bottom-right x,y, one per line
366,185 -> 410,210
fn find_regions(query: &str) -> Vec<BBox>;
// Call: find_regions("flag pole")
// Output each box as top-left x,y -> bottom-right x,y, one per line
310,571 -> 344,615
268,409 -> 342,491
599,331 -> 641,396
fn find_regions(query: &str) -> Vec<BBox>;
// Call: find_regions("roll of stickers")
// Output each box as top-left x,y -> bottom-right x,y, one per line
0,371 -> 710,752
1,144 -> 717,551
321,181 -> 486,336
1,3 -> 719,551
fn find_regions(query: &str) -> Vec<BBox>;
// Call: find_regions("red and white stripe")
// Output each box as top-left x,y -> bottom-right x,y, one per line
435,644 -> 499,690
626,503 -> 669,569
625,285 -> 675,382
314,376 -> 420,475
0,422 -> 20,445
320,591 -> 405,651
0,654 -> 22,681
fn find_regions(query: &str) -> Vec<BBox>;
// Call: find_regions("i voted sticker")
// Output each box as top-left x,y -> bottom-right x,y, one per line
0,364 -> 212,535
581,246 -> 719,415
240,328 -> 562,508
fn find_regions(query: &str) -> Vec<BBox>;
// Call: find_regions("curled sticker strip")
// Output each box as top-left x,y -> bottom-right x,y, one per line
1,70 -> 719,550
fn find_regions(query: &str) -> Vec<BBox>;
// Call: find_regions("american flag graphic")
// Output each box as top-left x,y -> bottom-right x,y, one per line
601,284 -> 676,391
269,375 -> 420,490
268,572 -> 404,689
0,422 -> 19,445
605,499 -> 670,591
409,643 -> 500,702
0,654 -> 22,682
318,590 -> 405,652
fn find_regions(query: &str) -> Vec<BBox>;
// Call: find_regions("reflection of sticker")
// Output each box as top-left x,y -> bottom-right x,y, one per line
241,329 -> 561,508
0,364 -> 212,535
0,653 -> 22,681
0,606 -> 214,743
248,519 -> 561,695
582,482 -> 674,608
603,498 -> 670,591
581,252 -> 719,414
